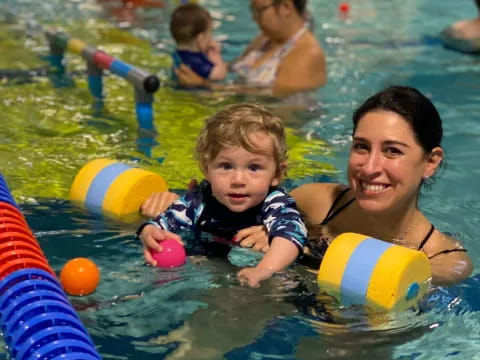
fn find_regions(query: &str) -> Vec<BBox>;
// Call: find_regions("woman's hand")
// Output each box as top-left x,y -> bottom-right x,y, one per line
139,225 -> 184,266
234,225 -> 269,252
141,191 -> 179,218
175,64 -> 209,88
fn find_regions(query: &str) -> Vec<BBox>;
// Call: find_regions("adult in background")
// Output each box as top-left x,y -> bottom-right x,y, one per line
440,0 -> 480,53
174,0 -> 326,97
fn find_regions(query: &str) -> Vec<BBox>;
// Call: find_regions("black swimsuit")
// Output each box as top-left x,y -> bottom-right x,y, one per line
298,188 -> 467,268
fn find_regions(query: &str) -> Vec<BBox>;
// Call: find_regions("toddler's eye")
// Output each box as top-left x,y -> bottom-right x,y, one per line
249,164 -> 261,171
220,162 -> 232,170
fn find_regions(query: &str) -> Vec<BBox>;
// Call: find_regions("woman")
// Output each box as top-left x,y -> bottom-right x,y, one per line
174,0 -> 326,97
292,85 -> 472,286
141,86 -> 473,286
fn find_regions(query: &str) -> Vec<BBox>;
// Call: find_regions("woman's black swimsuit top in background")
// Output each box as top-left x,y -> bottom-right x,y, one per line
298,188 -> 467,268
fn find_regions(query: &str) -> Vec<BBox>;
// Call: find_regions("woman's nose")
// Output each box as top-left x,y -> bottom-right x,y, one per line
361,151 -> 383,175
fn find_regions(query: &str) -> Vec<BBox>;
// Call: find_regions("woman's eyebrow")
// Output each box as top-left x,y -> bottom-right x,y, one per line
352,136 -> 410,148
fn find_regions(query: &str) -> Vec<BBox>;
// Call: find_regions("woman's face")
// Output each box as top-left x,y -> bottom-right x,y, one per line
347,110 -> 442,214
250,0 -> 282,36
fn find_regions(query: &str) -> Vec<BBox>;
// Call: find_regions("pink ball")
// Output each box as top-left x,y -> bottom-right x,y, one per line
150,238 -> 186,268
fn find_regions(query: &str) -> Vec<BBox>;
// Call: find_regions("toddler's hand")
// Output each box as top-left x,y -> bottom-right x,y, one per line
237,266 -> 275,288
139,225 -> 183,266
206,40 -> 223,63
208,40 -> 222,54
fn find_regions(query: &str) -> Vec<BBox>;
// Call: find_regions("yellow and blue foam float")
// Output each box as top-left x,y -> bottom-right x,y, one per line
69,159 -> 168,221
317,233 -> 432,311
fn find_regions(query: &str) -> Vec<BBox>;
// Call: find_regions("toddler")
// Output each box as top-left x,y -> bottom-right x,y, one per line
170,3 -> 227,81
137,103 -> 307,286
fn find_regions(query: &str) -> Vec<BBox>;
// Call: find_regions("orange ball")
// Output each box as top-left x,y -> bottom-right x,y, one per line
60,257 -> 100,296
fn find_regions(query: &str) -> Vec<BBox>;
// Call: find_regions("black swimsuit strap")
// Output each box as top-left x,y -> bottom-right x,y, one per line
321,188 -> 355,225
417,224 -> 435,251
428,248 -> 467,259
417,224 -> 468,259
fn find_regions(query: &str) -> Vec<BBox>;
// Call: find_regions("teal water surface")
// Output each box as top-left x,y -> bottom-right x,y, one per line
1,0 -> 480,359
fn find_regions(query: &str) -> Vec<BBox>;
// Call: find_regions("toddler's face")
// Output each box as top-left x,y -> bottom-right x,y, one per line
205,131 -> 280,213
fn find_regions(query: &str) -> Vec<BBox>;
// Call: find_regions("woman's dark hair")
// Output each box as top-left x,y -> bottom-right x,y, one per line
170,4 -> 211,45
352,85 -> 443,154
274,0 -> 307,14
476,0 -> 480,10
292,0 -> 307,13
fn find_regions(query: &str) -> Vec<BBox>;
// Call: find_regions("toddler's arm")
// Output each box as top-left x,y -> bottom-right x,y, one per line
237,236 -> 299,287
236,189 -> 308,287
137,190 -> 204,264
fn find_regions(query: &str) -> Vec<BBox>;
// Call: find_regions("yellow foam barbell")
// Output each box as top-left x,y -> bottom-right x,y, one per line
317,233 -> 432,311
69,159 -> 168,221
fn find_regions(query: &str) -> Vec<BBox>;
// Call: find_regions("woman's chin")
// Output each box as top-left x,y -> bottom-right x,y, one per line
356,197 -> 392,214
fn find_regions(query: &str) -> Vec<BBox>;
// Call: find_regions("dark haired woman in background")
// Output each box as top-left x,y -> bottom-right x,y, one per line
174,0 -> 326,97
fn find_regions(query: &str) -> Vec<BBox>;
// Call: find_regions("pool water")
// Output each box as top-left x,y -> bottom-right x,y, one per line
1,0 -> 480,359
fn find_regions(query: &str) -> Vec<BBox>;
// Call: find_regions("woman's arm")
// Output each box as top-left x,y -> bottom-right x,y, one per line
425,232 -> 473,286
175,33 -> 326,97
141,191 -> 179,218
174,65 -> 274,95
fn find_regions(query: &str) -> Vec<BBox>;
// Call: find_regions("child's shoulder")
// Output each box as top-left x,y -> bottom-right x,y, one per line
263,186 -> 295,205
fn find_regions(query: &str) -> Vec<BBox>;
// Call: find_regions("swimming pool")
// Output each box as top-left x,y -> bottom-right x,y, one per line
1,0 -> 480,359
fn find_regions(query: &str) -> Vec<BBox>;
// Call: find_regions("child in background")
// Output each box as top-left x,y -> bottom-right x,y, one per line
137,103 -> 307,287
170,3 -> 227,82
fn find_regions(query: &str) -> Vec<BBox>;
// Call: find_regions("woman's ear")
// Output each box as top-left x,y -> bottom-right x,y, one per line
423,147 -> 444,178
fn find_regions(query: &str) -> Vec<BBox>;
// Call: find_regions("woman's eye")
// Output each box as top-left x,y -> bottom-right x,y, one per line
352,143 -> 369,152
385,147 -> 403,156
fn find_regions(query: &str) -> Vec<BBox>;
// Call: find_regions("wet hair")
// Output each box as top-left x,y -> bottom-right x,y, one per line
273,0 -> 307,14
352,85 -> 443,154
195,103 -> 287,178
170,3 -> 211,45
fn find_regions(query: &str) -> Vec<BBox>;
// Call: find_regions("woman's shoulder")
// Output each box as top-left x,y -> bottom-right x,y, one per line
423,228 -> 468,256
424,229 -> 473,286
294,30 -> 324,55
290,183 -> 347,220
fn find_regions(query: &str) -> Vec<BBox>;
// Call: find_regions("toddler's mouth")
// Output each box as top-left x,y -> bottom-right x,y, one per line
228,193 -> 248,198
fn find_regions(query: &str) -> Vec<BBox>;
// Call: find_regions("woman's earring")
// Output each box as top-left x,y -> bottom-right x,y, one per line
422,175 -> 433,190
